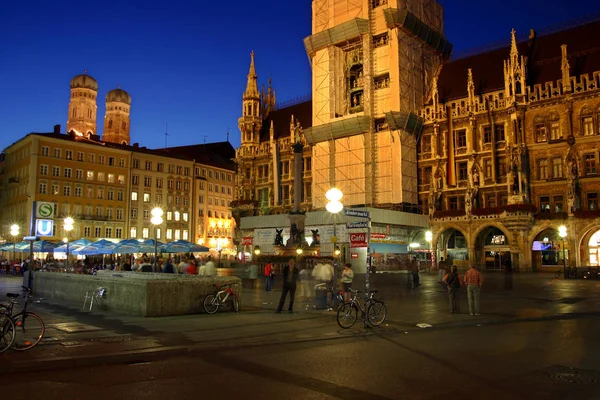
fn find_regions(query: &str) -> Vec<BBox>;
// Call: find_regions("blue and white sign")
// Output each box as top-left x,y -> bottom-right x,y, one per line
347,221 -> 369,229
35,219 -> 54,236
344,209 -> 370,218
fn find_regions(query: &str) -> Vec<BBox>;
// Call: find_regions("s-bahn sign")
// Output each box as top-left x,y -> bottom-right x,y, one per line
36,202 -> 56,218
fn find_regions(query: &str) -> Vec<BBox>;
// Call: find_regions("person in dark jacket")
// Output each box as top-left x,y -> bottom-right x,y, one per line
162,259 -> 175,273
442,265 -> 464,314
276,258 -> 299,313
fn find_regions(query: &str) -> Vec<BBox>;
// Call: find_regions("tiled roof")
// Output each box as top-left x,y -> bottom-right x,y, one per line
438,19 -> 600,101
259,100 -> 312,142
162,142 -> 236,171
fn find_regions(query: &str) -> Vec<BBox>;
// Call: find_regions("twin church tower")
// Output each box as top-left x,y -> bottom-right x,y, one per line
66,72 -> 131,145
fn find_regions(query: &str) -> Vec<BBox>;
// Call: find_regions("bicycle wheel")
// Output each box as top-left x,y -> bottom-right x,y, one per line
203,294 -> 219,314
0,315 -> 16,353
366,300 -> 387,326
230,295 -> 240,312
12,312 -> 45,351
336,303 -> 358,329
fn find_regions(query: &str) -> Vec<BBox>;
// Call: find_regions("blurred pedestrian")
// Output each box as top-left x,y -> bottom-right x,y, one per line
411,257 -> 420,288
162,258 -> 175,273
205,256 -> 216,276
276,258 -> 299,313
341,263 -> 354,302
442,265 -> 463,314
184,258 -> 198,275
264,262 -> 273,292
438,257 -> 448,283
464,264 -> 483,315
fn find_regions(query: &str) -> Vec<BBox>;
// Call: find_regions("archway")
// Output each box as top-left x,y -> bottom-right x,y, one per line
585,229 -> 600,266
475,226 -> 510,270
436,228 -> 468,268
531,228 -> 563,271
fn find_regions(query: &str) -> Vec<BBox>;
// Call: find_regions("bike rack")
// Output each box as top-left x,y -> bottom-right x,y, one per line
82,287 -> 107,311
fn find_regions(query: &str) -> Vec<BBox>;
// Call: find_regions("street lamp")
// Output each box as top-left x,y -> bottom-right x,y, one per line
558,225 -> 567,278
151,207 -> 163,271
326,188 -> 343,284
253,245 -> 261,262
63,217 -> 74,268
10,224 -> 19,271
425,230 -> 433,271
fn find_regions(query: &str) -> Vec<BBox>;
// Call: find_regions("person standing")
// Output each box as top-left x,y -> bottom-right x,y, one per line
438,257 -> 448,283
264,262 -> 273,292
276,258 -> 299,313
464,264 -> 483,315
341,263 -> 354,302
410,257 -> 420,288
442,265 -> 463,314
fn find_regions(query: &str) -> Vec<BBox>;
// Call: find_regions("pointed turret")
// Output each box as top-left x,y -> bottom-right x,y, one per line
244,51 -> 260,100
431,75 -> 439,119
467,69 -> 475,111
561,44 -> 571,93
503,29 -> 527,102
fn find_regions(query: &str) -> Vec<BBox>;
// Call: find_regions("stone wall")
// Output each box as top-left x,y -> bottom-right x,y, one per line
34,271 -> 241,317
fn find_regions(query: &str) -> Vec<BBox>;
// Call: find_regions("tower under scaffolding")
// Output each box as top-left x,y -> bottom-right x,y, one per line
304,0 -> 451,211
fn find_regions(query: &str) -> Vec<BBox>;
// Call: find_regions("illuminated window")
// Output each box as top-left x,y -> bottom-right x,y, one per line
108,174 -> 115,183
97,172 -> 105,181
131,192 -> 138,201
166,211 -> 172,221
87,171 -> 94,180
174,211 -> 180,221
175,229 -> 181,240
183,212 -> 188,222
143,193 -> 150,202
130,227 -> 137,238
166,229 -> 173,240
182,230 -> 188,240
142,228 -> 149,239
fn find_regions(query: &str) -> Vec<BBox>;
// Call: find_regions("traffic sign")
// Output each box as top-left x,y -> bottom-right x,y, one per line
35,219 -> 54,236
23,236 -> 38,241
344,209 -> 370,218
347,221 -> 369,229
36,202 -> 55,218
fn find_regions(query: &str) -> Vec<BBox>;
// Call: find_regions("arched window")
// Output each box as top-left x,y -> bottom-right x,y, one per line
581,106 -> 594,136
122,122 -> 126,130
108,120 -> 113,129
72,108 -> 77,118
87,109 -> 92,119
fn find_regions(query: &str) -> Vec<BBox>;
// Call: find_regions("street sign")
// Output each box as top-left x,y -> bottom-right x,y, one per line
347,221 -> 369,229
344,209 -> 370,218
35,219 -> 54,236
23,236 -> 38,241
36,202 -> 56,218
350,233 -> 368,248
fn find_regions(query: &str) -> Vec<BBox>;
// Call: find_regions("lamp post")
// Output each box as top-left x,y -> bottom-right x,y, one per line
63,217 -> 74,269
253,245 -> 261,260
10,224 -> 19,272
425,230 -> 433,272
151,207 -> 163,271
558,225 -> 567,278
326,188 -> 343,288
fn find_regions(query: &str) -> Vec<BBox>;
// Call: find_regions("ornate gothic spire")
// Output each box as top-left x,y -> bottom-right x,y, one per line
467,68 -> 475,110
561,44 -> 571,92
244,51 -> 260,100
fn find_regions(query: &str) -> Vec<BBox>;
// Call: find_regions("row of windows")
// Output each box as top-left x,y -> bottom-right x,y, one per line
131,191 -> 190,206
61,226 -> 123,239
132,176 -> 192,191
40,165 -> 125,184
40,147 -> 126,167
131,209 -> 189,222
106,120 -> 127,130
130,227 -> 188,241
198,210 -> 232,219
539,193 -> 599,212
71,91 -> 96,100
199,196 -> 229,207
39,183 -> 125,200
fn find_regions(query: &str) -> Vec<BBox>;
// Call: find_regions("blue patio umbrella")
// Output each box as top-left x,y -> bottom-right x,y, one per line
73,239 -> 117,255
110,239 -> 143,254
31,240 -> 58,253
139,239 -> 165,254
163,239 -> 209,253
13,241 -> 31,251
0,242 -> 15,251
54,238 -> 92,253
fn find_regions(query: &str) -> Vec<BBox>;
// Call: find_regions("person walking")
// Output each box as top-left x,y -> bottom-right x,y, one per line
464,263 -> 483,315
442,265 -> 463,314
276,258 -> 299,313
341,263 -> 354,302
264,262 -> 273,292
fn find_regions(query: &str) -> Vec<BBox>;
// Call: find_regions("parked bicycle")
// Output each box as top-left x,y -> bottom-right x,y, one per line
203,283 -> 240,314
336,289 -> 387,329
0,286 -> 45,351
0,312 -> 16,353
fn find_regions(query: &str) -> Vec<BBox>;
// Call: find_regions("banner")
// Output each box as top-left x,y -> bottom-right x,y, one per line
242,237 -> 253,246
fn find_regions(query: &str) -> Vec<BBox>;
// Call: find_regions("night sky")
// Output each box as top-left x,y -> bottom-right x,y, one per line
0,0 -> 598,152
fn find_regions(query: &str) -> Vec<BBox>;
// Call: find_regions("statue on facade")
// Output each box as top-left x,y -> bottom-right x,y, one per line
288,223 -> 301,246
310,229 -> 320,246
273,229 -> 284,246
465,187 -> 473,215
